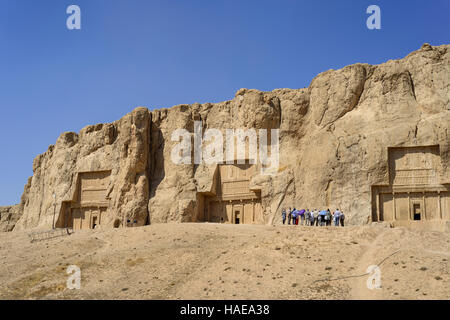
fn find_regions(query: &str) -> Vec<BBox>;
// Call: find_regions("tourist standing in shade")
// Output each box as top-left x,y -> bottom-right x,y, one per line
313,209 -> 319,226
282,208 -> 287,225
310,210 -> 315,226
326,209 -> 332,226
299,209 -> 305,225
305,209 -> 310,226
340,211 -> 345,227
288,207 -> 292,225
334,209 -> 341,226
319,210 -> 327,226
292,208 -> 298,225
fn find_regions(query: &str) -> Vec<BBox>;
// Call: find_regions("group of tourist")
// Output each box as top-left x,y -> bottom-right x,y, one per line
281,208 -> 345,227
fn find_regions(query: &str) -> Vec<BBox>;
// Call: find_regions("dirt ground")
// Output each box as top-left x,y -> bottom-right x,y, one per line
0,223 -> 448,300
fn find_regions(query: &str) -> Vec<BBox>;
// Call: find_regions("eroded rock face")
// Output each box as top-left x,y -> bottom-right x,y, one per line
7,43 -> 450,230
14,108 -> 150,230
0,205 -> 22,232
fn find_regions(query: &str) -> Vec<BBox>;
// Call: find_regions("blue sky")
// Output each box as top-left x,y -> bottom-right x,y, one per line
0,0 -> 449,205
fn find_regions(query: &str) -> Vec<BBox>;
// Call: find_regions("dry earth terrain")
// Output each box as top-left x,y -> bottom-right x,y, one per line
0,223 -> 449,300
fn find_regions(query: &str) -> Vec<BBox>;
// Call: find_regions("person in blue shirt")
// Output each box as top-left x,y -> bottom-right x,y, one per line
291,208 -> 298,225
334,209 -> 341,226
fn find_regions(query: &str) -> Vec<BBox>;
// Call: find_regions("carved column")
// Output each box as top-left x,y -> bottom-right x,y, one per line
252,200 -> 255,223
437,191 -> 442,220
423,192 -> 426,221
375,188 -> 380,221
408,192 -> 411,221
393,192 -> 396,221
230,201 -> 234,224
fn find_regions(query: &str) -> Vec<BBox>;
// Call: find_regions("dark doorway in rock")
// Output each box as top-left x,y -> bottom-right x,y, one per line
413,203 -> 421,221
235,210 -> 241,224
92,216 -> 98,229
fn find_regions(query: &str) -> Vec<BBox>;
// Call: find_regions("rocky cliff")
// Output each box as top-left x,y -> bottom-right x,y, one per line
0,205 -> 22,232
9,43 -> 450,230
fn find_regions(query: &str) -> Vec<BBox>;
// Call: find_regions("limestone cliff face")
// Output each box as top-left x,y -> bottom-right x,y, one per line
9,43 -> 450,230
14,108 -> 150,230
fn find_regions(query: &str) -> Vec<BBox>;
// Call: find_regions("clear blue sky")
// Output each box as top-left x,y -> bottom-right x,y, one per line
0,0 -> 449,205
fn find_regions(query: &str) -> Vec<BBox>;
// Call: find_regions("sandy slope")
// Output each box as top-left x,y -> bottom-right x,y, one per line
0,223 -> 448,300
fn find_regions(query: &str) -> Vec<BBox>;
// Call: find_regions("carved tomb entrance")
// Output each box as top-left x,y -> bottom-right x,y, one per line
201,164 -> 263,224
372,146 -> 450,230
57,171 -> 111,230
